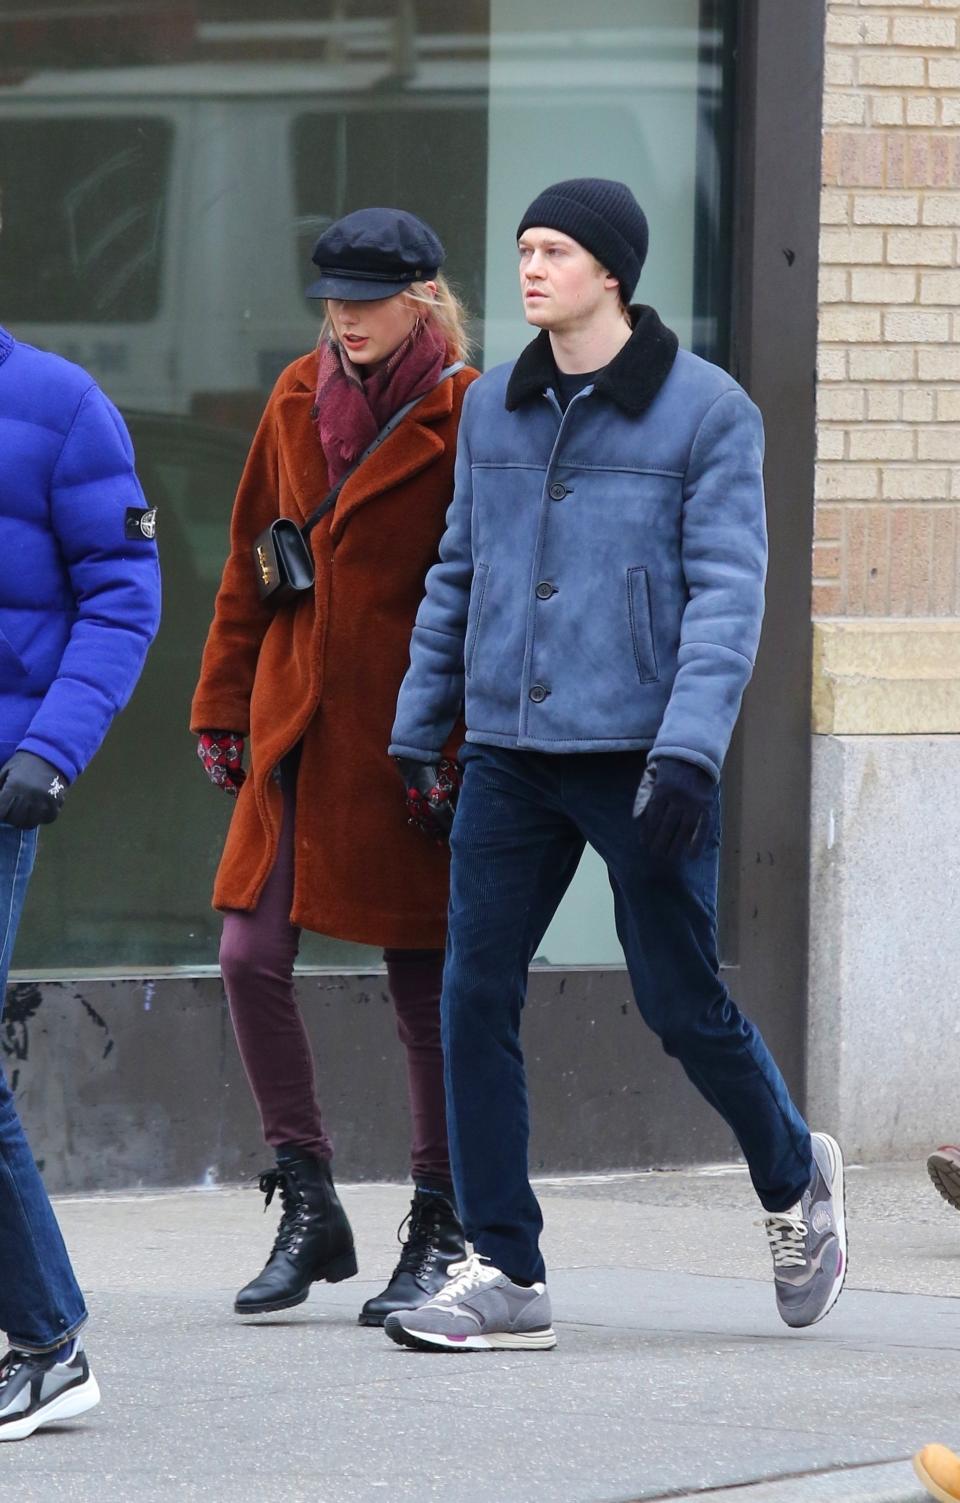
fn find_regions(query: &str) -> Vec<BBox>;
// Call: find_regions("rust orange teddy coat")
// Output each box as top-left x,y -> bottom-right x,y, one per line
191,350 -> 478,948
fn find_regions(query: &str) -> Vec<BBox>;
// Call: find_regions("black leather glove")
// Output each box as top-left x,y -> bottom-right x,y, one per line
0,752 -> 69,829
633,756 -> 716,863
395,757 -> 462,843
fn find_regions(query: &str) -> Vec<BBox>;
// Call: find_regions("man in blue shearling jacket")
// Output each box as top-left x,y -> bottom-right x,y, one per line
386,180 -> 846,1354
0,325 -> 159,1437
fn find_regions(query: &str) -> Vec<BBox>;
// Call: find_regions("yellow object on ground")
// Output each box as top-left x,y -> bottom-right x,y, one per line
915,1445 -> 960,1502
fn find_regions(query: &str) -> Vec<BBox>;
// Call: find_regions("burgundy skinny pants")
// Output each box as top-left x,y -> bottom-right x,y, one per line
219,763 -> 450,1186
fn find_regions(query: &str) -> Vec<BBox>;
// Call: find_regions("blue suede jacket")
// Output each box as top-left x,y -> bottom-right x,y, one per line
390,307 -> 766,782
0,328 -> 160,780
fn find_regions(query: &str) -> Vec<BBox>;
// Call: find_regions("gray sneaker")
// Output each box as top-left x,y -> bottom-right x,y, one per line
383,1254 -> 557,1351
764,1131 -> 847,1329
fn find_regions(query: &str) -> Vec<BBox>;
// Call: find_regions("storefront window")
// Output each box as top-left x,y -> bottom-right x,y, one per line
483,0 -> 736,963
0,0 -> 734,973
1,119 -> 170,323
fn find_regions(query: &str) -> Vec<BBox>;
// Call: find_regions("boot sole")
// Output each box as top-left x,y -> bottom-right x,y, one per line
235,1289 -> 310,1316
928,1150 -> 960,1211
235,1247 -> 359,1315
914,1451 -> 960,1503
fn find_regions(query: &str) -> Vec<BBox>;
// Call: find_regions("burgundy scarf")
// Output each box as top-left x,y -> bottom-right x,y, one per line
312,319 -> 448,486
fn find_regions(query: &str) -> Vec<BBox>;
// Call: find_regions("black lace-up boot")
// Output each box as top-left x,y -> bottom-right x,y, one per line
358,1187 -> 466,1327
234,1149 -> 357,1315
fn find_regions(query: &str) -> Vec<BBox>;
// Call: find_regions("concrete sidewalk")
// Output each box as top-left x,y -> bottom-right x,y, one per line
4,1163 -> 960,1502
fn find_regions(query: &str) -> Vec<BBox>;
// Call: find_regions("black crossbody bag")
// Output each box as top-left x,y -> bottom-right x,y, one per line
253,362 -> 464,605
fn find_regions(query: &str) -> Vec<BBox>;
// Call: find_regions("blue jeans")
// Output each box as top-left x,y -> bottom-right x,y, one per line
443,745 -> 813,1283
0,824 -> 87,1352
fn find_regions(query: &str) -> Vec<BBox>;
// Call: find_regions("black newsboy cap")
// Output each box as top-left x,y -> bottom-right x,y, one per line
307,207 -> 445,301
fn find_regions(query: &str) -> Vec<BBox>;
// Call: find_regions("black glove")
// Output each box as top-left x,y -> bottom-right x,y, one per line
633,756 -> 715,863
395,757 -> 462,843
0,752 -> 69,830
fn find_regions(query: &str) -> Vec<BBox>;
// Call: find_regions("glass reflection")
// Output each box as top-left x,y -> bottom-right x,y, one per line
0,0 -> 733,970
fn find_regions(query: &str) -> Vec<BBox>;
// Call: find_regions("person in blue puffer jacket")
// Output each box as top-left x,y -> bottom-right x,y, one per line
0,325 -> 159,1440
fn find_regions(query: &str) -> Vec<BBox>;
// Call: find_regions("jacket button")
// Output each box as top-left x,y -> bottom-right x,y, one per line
549,482 -> 568,501
535,581 -> 556,600
529,684 -> 549,703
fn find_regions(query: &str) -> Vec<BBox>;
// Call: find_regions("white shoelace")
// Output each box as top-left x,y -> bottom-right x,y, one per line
763,1206 -> 809,1268
431,1253 -> 500,1305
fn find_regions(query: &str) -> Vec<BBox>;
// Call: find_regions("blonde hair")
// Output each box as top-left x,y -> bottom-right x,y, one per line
319,273 -> 473,362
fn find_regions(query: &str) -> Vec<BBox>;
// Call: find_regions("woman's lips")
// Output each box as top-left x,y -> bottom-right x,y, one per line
343,334 -> 368,346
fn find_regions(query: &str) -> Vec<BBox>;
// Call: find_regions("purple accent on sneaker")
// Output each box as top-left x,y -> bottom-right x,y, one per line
446,1334 -> 468,1343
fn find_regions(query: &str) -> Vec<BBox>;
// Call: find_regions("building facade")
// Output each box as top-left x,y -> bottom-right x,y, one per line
0,0 -> 947,1188
809,0 -> 960,1159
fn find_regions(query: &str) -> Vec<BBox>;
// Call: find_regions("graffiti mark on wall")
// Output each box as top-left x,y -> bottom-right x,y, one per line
1,984 -> 116,1094
1,983 -> 43,1092
76,993 -> 115,1060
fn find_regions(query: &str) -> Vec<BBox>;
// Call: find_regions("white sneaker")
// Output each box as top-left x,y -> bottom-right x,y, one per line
0,1340 -> 100,1441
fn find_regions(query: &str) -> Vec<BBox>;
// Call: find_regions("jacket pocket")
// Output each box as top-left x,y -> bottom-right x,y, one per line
464,562 -> 490,679
627,567 -> 659,684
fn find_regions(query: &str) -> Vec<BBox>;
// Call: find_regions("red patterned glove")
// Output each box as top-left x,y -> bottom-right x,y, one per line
395,757 -> 463,844
197,730 -> 246,797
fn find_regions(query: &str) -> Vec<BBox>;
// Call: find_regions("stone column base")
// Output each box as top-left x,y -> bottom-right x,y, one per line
807,732 -> 960,1160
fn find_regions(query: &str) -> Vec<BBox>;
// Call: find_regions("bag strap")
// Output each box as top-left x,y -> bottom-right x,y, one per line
301,361 -> 465,539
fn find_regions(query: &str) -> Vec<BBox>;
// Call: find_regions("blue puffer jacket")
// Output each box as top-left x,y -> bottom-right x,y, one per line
391,307 -> 767,781
0,328 -> 160,781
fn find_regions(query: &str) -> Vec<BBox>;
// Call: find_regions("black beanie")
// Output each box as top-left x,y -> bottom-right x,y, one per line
517,178 -> 649,300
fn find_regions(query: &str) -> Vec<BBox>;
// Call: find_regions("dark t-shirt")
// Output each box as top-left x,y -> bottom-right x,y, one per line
553,363 -> 604,412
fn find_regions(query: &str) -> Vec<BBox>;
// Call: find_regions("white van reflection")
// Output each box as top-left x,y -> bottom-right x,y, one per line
0,29 -> 719,424
0,59 -> 491,425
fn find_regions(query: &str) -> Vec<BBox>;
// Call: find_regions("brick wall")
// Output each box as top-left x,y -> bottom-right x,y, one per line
816,0 -> 960,618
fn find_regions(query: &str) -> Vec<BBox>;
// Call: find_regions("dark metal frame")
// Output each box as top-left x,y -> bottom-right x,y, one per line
723,0 -> 826,1102
693,0 -> 738,369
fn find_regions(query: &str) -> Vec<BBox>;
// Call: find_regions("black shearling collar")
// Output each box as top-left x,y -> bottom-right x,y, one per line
504,304 -> 679,417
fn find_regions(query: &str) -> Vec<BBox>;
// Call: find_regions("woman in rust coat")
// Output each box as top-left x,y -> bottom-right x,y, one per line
190,208 -> 477,1324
